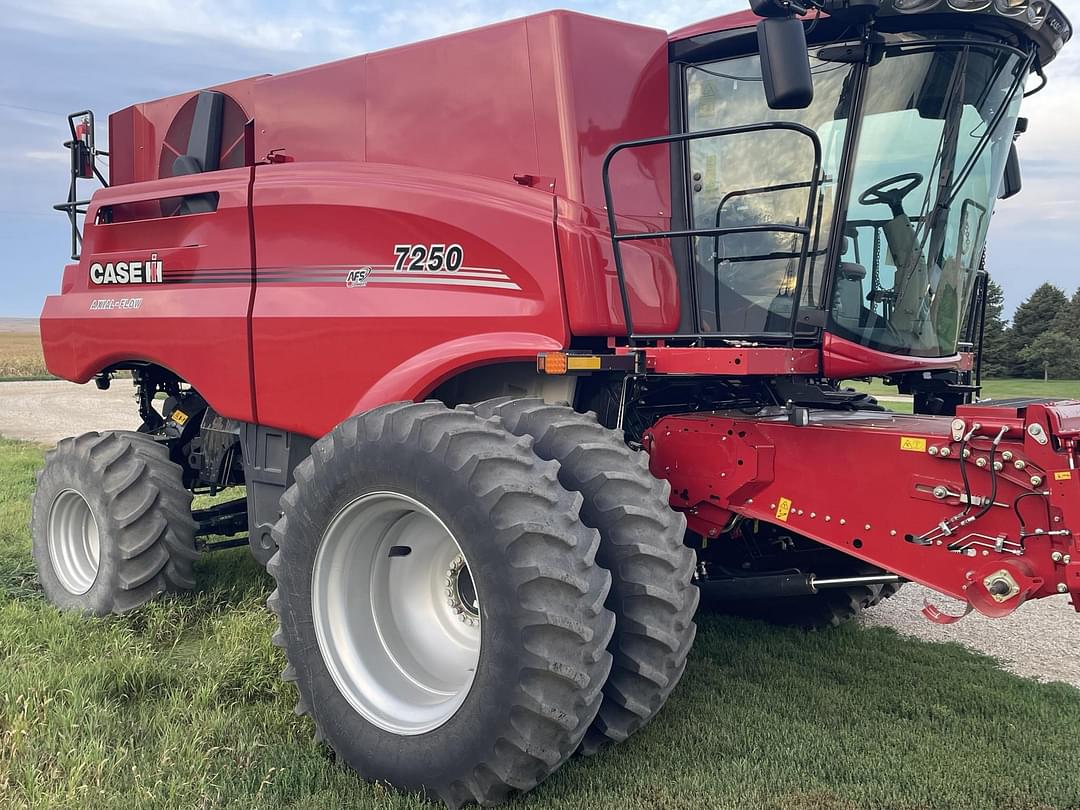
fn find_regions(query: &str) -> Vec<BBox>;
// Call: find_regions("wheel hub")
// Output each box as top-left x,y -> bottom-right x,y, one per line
47,489 -> 101,595
446,554 -> 479,625
311,491 -> 481,735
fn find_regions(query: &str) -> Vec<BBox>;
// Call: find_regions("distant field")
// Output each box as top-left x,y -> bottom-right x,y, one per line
0,328 -> 50,381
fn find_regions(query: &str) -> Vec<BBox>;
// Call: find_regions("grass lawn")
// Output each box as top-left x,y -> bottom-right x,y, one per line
850,378 -> 1080,402
1,440 -> 1079,809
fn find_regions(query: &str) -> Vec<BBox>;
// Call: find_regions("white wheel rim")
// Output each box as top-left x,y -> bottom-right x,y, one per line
47,489 -> 101,595
311,491 -> 481,735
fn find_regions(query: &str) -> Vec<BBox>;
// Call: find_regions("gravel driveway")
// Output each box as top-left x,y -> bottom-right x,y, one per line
0,379 -> 136,444
1,380 -> 1077,688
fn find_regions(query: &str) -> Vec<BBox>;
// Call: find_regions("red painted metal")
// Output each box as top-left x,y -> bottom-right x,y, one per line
40,168 -> 257,423
669,10 -> 761,41
249,161 -> 569,436
43,10 -> 679,436
620,346 -> 820,375
822,332 -> 969,378
645,401 -> 1080,615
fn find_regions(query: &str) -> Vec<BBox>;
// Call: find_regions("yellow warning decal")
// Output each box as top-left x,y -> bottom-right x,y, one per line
900,436 -> 927,452
776,497 -> 792,523
1054,471 -> 1073,481
171,409 -> 189,426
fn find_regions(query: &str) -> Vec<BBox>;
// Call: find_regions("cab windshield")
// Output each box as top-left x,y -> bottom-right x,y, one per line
834,36 -> 1028,356
685,33 -> 1030,356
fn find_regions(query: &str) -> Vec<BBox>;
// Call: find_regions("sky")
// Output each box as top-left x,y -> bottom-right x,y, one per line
1,0 -> 1078,319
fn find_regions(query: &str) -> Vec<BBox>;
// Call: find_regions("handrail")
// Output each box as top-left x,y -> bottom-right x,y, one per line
55,110 -> 108,260
601,121 -> 824,343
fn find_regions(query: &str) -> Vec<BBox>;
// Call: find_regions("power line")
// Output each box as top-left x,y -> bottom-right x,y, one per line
0,102 -> 67,116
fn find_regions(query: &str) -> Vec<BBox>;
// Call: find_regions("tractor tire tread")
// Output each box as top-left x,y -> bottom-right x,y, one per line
470,398 -> 698,755
267,401 -> 615,808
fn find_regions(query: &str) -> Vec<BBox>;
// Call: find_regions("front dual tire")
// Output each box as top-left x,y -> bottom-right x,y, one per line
267,402 -> 617,806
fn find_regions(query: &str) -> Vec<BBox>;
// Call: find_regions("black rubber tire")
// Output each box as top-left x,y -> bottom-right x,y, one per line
472,398 -> 698,755
870,581 -> 905,607
30,431 -> 198,615
266,402 -> 615,807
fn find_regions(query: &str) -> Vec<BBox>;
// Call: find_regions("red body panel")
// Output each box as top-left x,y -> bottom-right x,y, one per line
43,10 -> 681,435
821,332 -> 973,378
669,11 -> 760,40
646,402 -> 1080,614
249,162 -> 568,436
624,345 -> 821,375
40,169 -> 257,423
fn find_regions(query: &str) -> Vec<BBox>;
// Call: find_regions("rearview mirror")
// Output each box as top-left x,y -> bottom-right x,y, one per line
1000,142 -> 1022,200
756,17 -> 815,110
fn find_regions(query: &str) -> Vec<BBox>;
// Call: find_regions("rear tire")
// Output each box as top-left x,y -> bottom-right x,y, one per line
267,402 -> 615,807
472,398 -> 698,754
31,431 -> 198,615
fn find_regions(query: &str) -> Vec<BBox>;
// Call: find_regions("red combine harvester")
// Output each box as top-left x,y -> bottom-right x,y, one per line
36,0 -> 1073,804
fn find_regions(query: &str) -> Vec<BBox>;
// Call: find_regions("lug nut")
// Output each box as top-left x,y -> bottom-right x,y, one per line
1051,551 -> 1064,563
976,457 -> 987,468
1058,583 -> 1069,594
928,446 -> 940,456
1002,451 -> 1013,462
939,447 -> 951,458
993,461 -> 1003,471
1031,475 -> 1043,487
1014,459 -> 1027,470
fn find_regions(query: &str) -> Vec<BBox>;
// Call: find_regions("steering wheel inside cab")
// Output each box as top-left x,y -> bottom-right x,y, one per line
858,172 -> 924,217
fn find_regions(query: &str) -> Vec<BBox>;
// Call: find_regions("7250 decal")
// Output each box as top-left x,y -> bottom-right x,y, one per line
393,244 -> 464,273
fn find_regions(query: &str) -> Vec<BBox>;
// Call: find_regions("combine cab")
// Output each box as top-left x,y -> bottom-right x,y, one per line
36,0 -> 1073,804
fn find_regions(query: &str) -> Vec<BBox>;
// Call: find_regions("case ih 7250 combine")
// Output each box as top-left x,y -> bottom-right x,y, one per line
35,0 -> 1074,804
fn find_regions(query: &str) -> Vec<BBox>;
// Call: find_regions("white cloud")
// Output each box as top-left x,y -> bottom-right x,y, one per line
21,150 -> 69,164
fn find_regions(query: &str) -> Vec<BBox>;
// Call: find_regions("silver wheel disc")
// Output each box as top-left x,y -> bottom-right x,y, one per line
47,489 -> 101,595
312,492 -> 481,735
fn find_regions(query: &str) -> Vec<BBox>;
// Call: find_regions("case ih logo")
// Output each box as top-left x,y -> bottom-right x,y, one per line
89,253 -> 164,285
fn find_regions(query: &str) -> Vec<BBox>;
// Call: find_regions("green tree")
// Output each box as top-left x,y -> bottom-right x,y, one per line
1049,286 -> 1080,337
1008,283 -> 1069,377
979,279 -> 1011,377
1018,330 -> 1080,380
